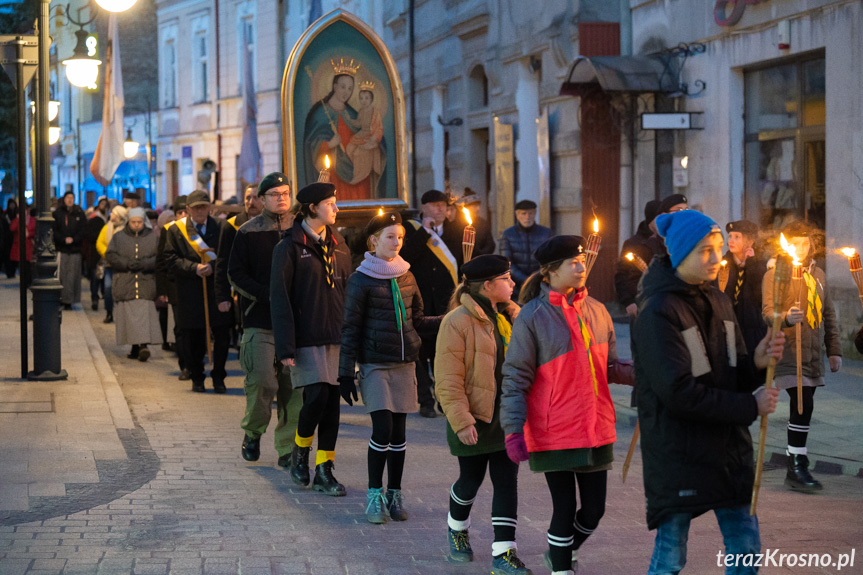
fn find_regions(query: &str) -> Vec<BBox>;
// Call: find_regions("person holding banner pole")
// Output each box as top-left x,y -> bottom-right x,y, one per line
164,190 -> 234,393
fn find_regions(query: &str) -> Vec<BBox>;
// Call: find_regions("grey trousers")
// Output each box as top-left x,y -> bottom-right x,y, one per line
58,252 -> 82,305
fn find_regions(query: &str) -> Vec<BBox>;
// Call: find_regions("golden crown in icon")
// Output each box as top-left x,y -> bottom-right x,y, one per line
331,58 -> 360,76
358,80 -> 375,92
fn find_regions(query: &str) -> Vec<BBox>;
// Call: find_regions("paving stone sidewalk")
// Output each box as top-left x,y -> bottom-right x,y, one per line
0,276 -> 861,574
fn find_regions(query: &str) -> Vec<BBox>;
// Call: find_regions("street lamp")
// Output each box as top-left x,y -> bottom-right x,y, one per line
94,0 -> 138,12
30,99 -> 60,120
61,28 -> 100,87
123,128 -> 139,158
49,126 -> 61,144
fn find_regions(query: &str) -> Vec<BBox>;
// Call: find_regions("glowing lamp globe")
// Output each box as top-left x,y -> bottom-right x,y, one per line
94,0 -> 138,12
123,129 -> 140,159
49,127 -> 61,145
63,57 -> 100,88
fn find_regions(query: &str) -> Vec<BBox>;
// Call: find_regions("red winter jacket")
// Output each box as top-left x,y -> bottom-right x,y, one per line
501,283 -> 618,453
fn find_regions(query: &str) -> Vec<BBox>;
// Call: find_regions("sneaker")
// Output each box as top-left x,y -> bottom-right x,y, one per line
241,435 -> 260,462
447,528 -> 473,563
543,549 -> 578,572
289,444 -> 311,486
312,461 -> 346,497
137,346 -> 150,362
385,489 -> 408,521
365,488 -> 388,524
178,369 -> 192,381
491,549 -> 533,575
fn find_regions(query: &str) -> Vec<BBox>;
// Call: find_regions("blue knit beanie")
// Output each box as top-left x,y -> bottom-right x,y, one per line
655,210 -> 721,268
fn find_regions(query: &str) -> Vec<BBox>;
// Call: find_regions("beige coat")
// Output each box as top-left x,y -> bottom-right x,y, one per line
434,294 -> 518,434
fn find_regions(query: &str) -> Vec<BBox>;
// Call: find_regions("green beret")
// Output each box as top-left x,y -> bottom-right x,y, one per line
258,172 -> 290,197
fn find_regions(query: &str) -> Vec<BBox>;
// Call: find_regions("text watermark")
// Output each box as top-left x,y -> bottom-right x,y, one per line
717,549 -> 856,570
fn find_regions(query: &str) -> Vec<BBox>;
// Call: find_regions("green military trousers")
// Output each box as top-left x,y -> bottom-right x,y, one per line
239,328 -> 301,457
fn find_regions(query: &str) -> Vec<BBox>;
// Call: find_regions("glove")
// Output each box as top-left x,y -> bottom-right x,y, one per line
608,359 -> 635,387
338,376 -> 358,406
127,260 -> 142,272
505,433 -> 529,463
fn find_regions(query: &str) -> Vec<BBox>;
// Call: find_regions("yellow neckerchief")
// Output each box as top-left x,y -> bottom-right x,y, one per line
803,269 -> 822,329
576,312 -> 599,396
549,288 -> 599,396
407,220 -> 458,286
176,217 -> 216,263
496,313 -> 511,355
227,215 -> 239,230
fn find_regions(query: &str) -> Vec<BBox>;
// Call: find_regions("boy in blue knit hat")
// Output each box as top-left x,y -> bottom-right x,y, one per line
632,210 -> 785,574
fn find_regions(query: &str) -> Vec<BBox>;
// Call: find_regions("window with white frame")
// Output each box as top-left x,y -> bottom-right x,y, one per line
237,1 -> 256,95
161,23 -> 179,107
191,14 -> 209,103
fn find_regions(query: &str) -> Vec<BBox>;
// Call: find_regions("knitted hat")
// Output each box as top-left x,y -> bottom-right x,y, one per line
462,254 -> 510,282
364,211 -> 403,237
172,195 -> 188,213
657,193 -> 688,215
257,172 -> 290,197
515,199 -> 537,211
726,219 -> 758,237
534,235 -> 585,266
421,189 -> 447,204
462,188 -> 481,206
655,211 -> 721,268
296,182 -> 336,205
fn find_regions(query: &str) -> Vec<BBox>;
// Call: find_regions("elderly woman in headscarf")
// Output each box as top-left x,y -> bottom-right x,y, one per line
96,205 -> 129,324
105,207 -> 161,361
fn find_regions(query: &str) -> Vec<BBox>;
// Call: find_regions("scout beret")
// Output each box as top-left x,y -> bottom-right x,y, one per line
462,254 -> 510,283
515,199 -> 537,211
187,190 -> 211,207
124,190 -> 141,201
172,195 -> 188,212
257,172 -> 290,197
656,211 -> 721,268
534,235 -> 586,266
297,182 -> 336,205
644,199 -> 661,223
726,220 -> 759,237
657,193 -> 688,215
783,220 -> 812,239
421,189 -> 447,204
365,211 -> 403,237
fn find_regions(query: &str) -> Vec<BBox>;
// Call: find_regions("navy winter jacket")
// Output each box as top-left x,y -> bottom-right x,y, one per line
500,223 -> 553,286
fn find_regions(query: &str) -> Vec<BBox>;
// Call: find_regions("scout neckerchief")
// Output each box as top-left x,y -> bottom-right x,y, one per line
302,219 -> 335,288
390,279 -> 406,330
407,220 -> 458,286
496,312 -> 511,355
803,264 -> 822,329
176,217 -> 216,263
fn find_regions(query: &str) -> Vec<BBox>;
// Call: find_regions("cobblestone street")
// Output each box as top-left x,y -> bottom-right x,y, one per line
1,282 -> 862,574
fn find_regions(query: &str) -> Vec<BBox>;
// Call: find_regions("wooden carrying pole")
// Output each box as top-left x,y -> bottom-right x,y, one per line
792,265 -> 804,414
621,422 -> 639,483
202,277 -> 213,365
751,254 -> 792,516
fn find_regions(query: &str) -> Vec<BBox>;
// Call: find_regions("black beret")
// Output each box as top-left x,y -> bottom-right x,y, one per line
657,193 -> 688,215
534,235 -> 586,266
644,199 -> 661,223
783,220 -> 812,238
258,172 -> 290,197
145,210 -> 159,220
365,211 -> 403,237
421,189 -> 447,204
187,190 -> 211,207
462,254 -> 510,283
297,182 -> 336,204
726,220 -> 759,236
124,191 -> 141,200
172,195 -> 188,212
515,199 -> 537,211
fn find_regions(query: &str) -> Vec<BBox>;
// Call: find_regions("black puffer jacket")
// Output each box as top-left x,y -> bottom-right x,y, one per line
52,203 -> 87,254
339,263 -> 442,377
614,220 -> 664,307
633,255 -> 761,530
500,223 -> 553,286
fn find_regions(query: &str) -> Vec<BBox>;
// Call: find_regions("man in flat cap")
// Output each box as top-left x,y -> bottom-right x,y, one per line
500,199 -> 553,294
402,189 -> 464,417
164,191 -> 234,393
458,188 -> 496,256
723,220 -> 767,361
271,181 -> 352,496
228,173 -> 298,464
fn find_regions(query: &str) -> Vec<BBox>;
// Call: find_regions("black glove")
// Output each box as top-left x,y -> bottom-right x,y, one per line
338,376 -> 358,406
127,260 -> 142,271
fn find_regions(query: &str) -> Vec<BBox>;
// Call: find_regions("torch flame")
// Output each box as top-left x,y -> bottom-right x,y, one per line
462,207 -> 473,225
378,208 -> 384,216
324,155 -> 331,169
593,218 -> 599,234
780,233 -> 801,265
721,260 -> 727,267
625,252 -> 634,261
841,247 -> 857,258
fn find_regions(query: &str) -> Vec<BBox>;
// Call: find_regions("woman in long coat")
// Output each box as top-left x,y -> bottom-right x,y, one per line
106,207 -> 161,361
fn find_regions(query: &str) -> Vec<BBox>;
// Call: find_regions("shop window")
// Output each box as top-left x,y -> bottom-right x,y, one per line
743,54 -> 825,231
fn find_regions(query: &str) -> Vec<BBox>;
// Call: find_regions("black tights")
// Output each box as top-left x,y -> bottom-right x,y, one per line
545,470 -> 607,571
450,450 -> 519,543
787,386 -> 816,449
296,382 -> 341,452
367,410 -> 407,489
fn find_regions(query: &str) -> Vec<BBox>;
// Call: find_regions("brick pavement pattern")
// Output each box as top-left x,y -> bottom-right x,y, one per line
0,278 -> 861,574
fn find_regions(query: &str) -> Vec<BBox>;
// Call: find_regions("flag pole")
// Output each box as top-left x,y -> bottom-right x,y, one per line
202,276 -> 212,365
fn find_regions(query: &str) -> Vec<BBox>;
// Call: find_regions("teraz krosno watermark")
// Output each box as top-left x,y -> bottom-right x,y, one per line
717,549 -> 856,570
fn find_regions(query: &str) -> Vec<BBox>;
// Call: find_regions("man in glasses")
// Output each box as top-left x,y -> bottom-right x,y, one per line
227,173 -> 298,464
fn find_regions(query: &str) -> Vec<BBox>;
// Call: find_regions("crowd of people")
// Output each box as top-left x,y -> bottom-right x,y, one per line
4,179 -> 852,575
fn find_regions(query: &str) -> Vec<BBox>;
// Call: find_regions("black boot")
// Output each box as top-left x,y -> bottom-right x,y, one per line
137,345 -> 150,362
312,460 -> 346,497
785,453 -> 823,493
241,435 -> 260,462
127,345 -> 140,360
103,312 -> 113,324
289,444 -> 311,486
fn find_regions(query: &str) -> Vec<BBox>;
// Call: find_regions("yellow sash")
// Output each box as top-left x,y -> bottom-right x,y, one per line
408,220 -> 458,286
176,217 -> 216,264
227,215 -> 239,230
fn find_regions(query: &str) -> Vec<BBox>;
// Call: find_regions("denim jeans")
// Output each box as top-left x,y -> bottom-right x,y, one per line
648,505 -> 761,575
103,267 -> 114,314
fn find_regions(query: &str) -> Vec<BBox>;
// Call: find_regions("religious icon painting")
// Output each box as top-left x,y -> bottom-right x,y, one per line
282,9 -> 409,210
